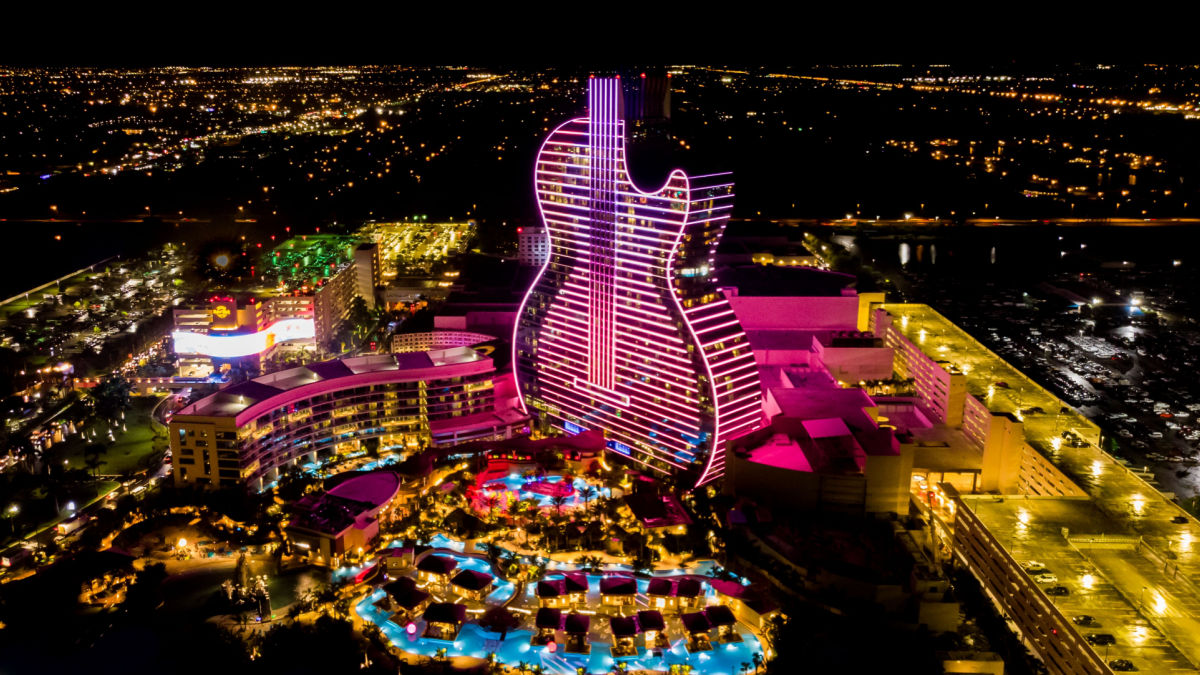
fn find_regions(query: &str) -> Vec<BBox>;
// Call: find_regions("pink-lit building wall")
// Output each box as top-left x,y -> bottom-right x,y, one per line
726,293 -> 861,332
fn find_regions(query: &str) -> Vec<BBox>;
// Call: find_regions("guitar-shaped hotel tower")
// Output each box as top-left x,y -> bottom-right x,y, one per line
514,76 -> 763,487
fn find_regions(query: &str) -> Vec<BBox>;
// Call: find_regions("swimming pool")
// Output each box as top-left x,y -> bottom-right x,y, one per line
406,533 -> 465,552
472,474 -> 611,513
356,589 -> 765,675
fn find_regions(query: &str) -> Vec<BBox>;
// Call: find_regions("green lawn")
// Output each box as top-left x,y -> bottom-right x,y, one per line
48,395 -> 167,476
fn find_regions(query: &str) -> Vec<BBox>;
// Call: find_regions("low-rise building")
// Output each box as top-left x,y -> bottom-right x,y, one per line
416,555 -> 459,589
285,472 -> 404,565
599,576 -> 636,612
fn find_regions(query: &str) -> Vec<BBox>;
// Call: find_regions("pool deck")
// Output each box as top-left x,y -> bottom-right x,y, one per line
352,541 -> 765,675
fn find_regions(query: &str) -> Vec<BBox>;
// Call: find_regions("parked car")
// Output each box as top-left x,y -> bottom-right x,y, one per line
1033,573 -> 1058,584
1045,585 -> 1069,596
1086,633 -> 1116,646
1072,615 -> 1096,626
1109,659 -> 1136,671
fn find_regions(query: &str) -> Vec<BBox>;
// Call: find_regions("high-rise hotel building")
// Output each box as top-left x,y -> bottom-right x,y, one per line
169,349 -> 528,491
514,77 -> 763,486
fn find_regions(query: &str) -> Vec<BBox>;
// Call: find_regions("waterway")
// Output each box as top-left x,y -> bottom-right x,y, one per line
853,224 -> 1200,277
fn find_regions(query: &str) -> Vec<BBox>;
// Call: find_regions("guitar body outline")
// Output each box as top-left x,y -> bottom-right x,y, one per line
514,77 -> 762,486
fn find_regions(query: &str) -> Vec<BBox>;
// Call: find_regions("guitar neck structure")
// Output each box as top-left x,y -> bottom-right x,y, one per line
514,76 -> 763,487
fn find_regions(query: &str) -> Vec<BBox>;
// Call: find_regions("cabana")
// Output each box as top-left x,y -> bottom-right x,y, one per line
599,575 -> 637,613
637,610 -> 669,651
416,554 -> 458,588
646,577 -> 676,611
536,572 -> 589,609
422,602 -> 467,640
564,612 -> 591,654
674,577 -> 704,611
450,568 -> 495,601
533,607 -> 562,646
383,576 -> 431,622
681,611 -> 713,652
704,604 -> 742,643
609,615 -> 639,657
536,579 -> 568,608
562,572 -> 588,605
382,545 -> 414,572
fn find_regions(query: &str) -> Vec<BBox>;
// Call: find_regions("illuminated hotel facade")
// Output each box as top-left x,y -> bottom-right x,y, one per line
169,348 -> 528,490
514,77 -> 762,485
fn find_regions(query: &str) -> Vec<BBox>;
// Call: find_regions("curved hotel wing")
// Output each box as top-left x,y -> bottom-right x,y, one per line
514,77 -> 762,486
168,348 -> 527,491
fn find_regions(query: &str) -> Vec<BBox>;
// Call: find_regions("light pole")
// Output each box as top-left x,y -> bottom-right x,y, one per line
3,504 -> 18,536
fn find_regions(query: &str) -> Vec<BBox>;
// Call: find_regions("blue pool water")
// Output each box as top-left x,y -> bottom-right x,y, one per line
356,590 -> 764,675
477,474 -> 611,511
332,561 -> 375,584
407,533 -> 465,552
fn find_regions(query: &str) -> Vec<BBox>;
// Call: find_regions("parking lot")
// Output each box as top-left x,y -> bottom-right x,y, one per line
966,496 -> 1197,673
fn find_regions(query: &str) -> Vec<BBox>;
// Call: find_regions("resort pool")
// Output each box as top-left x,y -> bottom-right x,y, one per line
409,533 -> 465,552
442,553 -> 517,604
473,474 -> 611,513
356,590 -> 765,675
356,454 -> 403,472
332,561 -> 375,584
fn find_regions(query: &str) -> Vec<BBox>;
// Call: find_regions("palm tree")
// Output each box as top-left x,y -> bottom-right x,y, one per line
83,443 -> 105,477
483,495 -> 501,523
581,485 -> 599,511
479,605 -> 521,641
530,557 -> 549,582
551,494 -> 568,517
575,554 -> 602,573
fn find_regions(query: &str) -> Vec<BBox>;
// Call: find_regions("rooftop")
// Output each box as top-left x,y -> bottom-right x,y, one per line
177,347 -> 489,418
326,472 -> 403,509
964,495 -> 1197,674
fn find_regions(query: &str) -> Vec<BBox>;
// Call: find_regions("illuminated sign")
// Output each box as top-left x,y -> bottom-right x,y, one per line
606,440 -> 631,455
173,318 -> 314,358
209,297 -> 239,330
